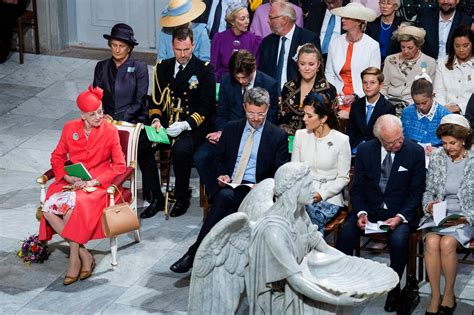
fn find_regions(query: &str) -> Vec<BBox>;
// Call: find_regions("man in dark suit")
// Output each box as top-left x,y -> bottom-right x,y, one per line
258,1 -> 320,89
304,0 -> 349,60
417,0 -> 472,60
170,87 -> 290,273
195,50 -> 280,199
337,114 -> 426,312
347,67 -> 395,153
147,28 -> 216,218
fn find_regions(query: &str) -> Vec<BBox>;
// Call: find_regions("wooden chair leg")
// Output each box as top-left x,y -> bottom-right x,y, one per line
33,0 -> 39,54
33,23 -> 40,54
18,21 -> 24,64
418,237 -> 424,282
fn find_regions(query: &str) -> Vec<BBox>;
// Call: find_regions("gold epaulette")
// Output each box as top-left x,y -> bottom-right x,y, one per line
191,113 -> 205,126
149,109 -> 162,118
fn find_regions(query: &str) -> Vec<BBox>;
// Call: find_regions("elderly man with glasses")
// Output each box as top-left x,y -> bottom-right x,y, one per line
336,114 -> 426,313
258,1 -> 320,90
169,87 -> 290,273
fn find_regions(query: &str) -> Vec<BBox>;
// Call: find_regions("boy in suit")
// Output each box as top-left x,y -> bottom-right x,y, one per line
347,67 -> 395,154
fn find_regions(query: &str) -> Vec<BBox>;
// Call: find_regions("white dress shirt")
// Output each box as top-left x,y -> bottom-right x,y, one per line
319,10 -> 341,48
438,12 -> 455,60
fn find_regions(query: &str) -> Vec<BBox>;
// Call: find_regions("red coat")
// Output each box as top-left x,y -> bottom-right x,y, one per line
39,119 -> 126,244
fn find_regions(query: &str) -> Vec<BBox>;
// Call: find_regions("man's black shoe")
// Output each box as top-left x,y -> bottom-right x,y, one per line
384,285 -> 400,312
170,253 -> 193,273
170,198 -> 190,217
140,197 -> 165,219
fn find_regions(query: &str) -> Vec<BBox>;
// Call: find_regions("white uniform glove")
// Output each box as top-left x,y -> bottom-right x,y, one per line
166,121 -> 191,137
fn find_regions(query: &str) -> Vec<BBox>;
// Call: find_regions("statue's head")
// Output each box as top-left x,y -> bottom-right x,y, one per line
274,162 -> 312,205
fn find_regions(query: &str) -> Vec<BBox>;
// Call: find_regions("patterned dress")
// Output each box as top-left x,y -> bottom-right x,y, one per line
278,77 -> 336,135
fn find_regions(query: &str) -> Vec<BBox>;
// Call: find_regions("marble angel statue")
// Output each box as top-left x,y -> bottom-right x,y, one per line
188,162 -> 399,314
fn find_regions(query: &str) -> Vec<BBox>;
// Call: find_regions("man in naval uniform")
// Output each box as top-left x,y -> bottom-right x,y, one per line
149,27 -> 216,217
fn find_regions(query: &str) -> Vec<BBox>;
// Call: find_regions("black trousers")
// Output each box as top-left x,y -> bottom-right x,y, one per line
171,133 -> 204,199
137,132 -> 163,199
193,141 -> 219,199
336,211 -> 410,280
187,185 -> 251,258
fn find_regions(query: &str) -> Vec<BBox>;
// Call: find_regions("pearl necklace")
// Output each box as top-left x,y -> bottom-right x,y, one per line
380,18 -> 392,31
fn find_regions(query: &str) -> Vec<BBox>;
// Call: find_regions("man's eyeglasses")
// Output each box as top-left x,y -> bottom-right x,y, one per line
268,15 -> 283,21
246,111 -> 267,119
381,135 -> 403,146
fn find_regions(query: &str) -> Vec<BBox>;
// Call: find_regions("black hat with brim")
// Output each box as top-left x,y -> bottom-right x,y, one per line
103,23 -> 138,46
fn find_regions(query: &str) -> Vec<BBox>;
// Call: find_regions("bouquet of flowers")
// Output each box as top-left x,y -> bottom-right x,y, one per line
17,234 -> 50,264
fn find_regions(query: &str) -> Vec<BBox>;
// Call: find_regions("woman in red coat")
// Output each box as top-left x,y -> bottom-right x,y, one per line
39,86 -> 126,285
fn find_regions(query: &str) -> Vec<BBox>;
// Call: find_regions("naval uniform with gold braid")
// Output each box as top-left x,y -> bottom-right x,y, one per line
150,55 -> 216,204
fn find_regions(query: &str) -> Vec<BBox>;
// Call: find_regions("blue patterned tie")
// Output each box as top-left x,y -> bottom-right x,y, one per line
321,14 -> 335,54
366,104 -> 374,125
275,36 -> 287,88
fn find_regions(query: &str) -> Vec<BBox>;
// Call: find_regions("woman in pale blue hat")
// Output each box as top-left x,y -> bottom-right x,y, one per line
158,0 -> 210,62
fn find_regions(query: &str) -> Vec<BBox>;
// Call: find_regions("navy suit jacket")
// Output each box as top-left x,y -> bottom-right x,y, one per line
93,56 -> 148,124
417,8 -> 472,59
346,95 -> 396,149
215,71 -> 280,131
215,119 -> 290,183
351,139 -> 426,227
258,26 -> 320,83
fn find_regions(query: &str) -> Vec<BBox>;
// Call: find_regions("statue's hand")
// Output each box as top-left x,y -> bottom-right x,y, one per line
335,293 -> 365,306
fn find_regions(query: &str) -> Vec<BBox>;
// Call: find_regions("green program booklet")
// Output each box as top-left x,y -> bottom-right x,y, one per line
288,135 -> 295,153
65,163 -> 92,180
145,126 -> 170,144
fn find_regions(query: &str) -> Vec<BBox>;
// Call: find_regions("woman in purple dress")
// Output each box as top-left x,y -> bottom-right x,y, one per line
211,2 -> 262,82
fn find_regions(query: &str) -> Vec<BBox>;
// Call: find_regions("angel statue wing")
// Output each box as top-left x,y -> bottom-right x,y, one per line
238,178 -> 275,222
188,212 -> 251,315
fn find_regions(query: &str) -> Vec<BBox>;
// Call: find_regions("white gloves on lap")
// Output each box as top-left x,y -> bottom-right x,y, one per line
166,121 -> 191,137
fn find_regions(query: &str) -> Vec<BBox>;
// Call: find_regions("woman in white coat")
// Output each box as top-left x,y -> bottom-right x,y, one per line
433,25 -> 474,115
291,92 -> 351,230
325,2 -> 380,114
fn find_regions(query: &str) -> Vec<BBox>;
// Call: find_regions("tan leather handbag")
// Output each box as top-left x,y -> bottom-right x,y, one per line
102,190 -> 139,237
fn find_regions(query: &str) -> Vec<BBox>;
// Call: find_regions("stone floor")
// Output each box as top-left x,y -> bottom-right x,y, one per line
0,52 -> 472,314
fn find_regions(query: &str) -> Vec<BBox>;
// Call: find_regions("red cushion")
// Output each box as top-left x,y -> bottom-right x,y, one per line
118,130 -> 129,160
122,188 -> 132,203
